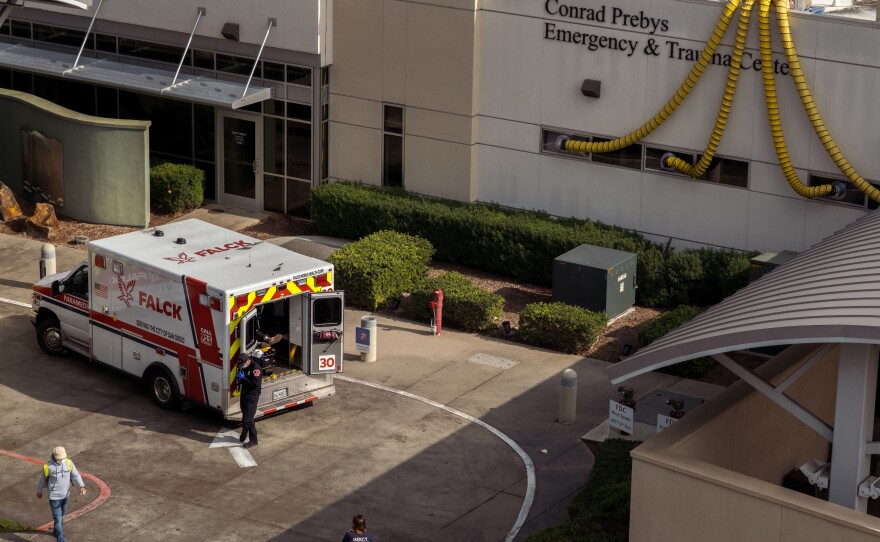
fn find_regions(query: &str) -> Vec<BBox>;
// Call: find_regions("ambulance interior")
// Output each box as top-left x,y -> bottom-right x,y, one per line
239,294 -> 343,378
241,300 -> 300,378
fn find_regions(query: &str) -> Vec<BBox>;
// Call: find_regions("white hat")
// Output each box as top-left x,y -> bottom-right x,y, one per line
52,446 -> 67,460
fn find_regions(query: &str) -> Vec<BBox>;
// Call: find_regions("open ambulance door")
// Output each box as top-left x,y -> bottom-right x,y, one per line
292,291 -> 344,375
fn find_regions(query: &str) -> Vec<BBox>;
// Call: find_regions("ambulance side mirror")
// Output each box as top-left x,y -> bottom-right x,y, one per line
51,280 -> 60,297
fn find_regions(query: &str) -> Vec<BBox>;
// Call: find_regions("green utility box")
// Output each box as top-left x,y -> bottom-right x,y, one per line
749,250 -> 799,283
552,244 -> 637,318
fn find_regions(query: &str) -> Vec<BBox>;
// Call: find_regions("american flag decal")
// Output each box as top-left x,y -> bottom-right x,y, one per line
95,282 -> 108,299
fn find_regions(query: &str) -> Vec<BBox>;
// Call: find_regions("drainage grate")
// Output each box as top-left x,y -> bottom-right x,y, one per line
467,353 -> 520,370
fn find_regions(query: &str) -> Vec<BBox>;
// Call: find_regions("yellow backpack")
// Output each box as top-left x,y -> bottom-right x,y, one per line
43,458 -> 73,478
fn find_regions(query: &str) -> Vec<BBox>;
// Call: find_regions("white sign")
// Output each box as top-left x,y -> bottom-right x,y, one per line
657,414 -> 678,432
609,399 -> 634,434
318,354 -> 336,371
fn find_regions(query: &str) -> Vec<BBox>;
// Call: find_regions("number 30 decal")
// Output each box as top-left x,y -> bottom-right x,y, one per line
319,355 -> 336,370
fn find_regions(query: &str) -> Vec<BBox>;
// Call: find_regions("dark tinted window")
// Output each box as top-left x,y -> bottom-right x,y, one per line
287,66 -> 311,86
313,296 -> 342,326
119,38 -> 184,65
33,24 -> 90,49
591,137 -> 642,170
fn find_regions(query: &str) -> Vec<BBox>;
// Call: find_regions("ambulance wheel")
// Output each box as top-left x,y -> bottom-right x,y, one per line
148,368 -> 180,410
37,319 -> 66,357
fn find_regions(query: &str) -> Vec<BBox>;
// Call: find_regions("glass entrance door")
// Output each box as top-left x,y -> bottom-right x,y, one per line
218,110 -> 263,210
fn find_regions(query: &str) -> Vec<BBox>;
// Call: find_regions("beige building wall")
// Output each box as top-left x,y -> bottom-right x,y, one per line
629,345 -> 880,541
330,0 -> 476,201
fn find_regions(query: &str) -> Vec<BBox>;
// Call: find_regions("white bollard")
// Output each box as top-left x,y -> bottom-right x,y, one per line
40,243 -> 56,279
360,315 -> 377,363
558,368 -> 577,424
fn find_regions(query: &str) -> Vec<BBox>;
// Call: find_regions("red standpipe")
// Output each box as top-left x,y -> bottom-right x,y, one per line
431,288 -> 443,335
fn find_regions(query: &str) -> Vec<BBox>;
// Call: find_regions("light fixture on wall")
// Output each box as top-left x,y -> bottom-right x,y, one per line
221,22 -> 240,41
581,78 -> 601,98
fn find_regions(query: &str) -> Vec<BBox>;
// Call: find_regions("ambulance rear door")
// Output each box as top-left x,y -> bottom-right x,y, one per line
297,291 -> 344,375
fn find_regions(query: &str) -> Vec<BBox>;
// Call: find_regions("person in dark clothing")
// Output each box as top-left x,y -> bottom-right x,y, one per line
342,514 -> 373,542
237,350 -> 264,449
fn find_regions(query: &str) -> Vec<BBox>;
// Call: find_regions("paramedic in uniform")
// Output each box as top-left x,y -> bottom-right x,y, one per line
36,446 -> 87,542
238,350 -> 264,448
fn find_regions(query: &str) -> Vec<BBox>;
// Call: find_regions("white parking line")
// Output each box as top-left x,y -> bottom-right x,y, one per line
0,296 -> 30,308
211,427 -> 257,468
336,375 -> 535,542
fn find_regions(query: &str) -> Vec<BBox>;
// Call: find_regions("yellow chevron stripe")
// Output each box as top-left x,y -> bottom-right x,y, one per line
261,286 -> 277,303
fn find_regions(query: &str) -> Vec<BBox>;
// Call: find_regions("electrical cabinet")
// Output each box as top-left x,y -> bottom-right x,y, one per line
552,244 -> 636,318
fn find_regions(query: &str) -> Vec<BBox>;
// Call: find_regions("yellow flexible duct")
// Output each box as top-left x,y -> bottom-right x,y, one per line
558,0 -> 873,204
563,0 -> 740,155
665,0 -> 756,176
758,0 -> 831,197
774,0 -> 880,202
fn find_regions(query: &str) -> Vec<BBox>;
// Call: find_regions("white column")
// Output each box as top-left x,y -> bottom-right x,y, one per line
829,343 -> 878,511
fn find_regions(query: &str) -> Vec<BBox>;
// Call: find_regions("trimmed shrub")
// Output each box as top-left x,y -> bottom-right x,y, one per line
311,182 -> 649,285
519,301 -> 606,353
150,163 -> 204,213
638,305 -> 714,378
405,272 -> 504,332
635,246 -> 669,307
310,182 -> 755,307
666,250 -> 704,305
526,439 -> 639,542
328,230 -> 434,311
691,248 -> 751,305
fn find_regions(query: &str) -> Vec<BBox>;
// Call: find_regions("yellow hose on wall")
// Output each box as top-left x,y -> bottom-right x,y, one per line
562,0 -> 740,154
773,0 -> 880,202
758,0 -> 832,197
665,0 -> 756,177
558,0 -> 878,203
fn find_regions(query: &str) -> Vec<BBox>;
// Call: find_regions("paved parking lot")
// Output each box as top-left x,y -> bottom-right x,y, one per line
0,233 -> 719,541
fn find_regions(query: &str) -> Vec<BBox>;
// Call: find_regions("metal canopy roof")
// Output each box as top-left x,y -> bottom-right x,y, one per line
608,209 -> 880,385
0,43 -> 271,109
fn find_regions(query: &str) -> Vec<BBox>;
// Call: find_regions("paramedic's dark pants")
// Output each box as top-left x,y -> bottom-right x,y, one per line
241,394 -> 259,443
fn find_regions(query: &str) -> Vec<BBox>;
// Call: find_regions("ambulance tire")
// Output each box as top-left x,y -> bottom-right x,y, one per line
37,318 -> 67,357
148,368 -> 181,410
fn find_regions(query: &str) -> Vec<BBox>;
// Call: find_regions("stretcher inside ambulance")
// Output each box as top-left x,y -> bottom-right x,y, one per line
30,219 -> 344,420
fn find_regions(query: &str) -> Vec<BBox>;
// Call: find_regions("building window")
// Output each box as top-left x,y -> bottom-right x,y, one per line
697,155 -> 749,188
287,66 -> 312,87
591,136 -> 642,170
810,173 -> 873,208
33,23 -> 90,50
11,20 -> 31,40
119,38 -> 184,65
540,129 -> 641,170
383,105 -> 404,188
644,147 -> 695,177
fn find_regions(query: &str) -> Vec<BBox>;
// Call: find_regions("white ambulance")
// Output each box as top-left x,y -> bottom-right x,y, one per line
30,219 -> 344,420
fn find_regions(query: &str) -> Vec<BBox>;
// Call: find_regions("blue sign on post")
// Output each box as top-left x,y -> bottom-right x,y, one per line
355,326 -> 370,353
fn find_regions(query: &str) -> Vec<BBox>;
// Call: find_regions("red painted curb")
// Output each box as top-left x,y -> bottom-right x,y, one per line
0,449 -> 112,531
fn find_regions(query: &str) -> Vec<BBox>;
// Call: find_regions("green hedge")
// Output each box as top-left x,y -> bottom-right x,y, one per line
311,182 -> 648,286
310,183 -> 753,307
328,230 -> 434,311
527,439 -> 639,542
404,272 -> 504,332
519,302 -> 607,353
638,305 -> 714,379
150,163 -> 204,213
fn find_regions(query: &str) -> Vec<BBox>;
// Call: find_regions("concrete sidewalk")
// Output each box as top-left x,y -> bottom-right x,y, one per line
0,217 -> 725,540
